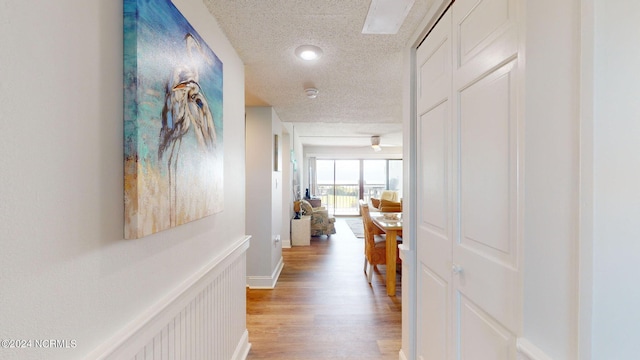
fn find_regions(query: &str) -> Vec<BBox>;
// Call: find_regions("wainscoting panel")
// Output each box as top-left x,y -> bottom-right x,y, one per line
88,236 -> 251,360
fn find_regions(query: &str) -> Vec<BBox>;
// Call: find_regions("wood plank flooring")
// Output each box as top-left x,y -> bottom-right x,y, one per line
246,219 -> 402,360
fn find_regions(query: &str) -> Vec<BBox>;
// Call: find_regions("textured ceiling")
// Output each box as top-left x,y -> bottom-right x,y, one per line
204,0 -> 433,147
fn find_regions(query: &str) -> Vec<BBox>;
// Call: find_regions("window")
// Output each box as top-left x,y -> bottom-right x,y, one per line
315,159 -> 402,215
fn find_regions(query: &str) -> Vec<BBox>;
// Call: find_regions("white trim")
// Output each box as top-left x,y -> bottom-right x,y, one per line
398,243 -> 411,261
406,0 -> 450,48
399,348 -> 409,360
231,330 -> 251,360
403,27 -> 420,360
515,0 -> 527,344
247,255 -> 284,289
399,242 -> 415,360
578,1 -> 595,359
402,2 -> 450,359
282,238 -> 292,248
86,235 -> 251,360
517,338 -> 554,360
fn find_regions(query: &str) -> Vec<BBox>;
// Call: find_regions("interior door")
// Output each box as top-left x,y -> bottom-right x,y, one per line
416,9 -> 453,360
416,0 -> 522,358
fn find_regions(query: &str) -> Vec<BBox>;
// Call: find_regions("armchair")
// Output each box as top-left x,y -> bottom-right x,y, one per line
370,190 -> 402,212
299,199 -> 336,237
379,190 -> 399,202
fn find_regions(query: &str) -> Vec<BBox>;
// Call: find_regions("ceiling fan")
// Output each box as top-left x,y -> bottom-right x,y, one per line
370,135 -> 383,152
369,135 -> 401,151
349,130 -> 403,151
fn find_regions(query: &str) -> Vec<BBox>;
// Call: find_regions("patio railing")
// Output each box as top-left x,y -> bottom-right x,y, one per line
316,184 -> 388,215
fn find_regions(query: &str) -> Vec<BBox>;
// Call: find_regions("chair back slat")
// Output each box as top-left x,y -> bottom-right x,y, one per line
359,200 -> 376,248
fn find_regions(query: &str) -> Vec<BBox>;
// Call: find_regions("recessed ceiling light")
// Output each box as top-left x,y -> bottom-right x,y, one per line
295,45 -> 323,61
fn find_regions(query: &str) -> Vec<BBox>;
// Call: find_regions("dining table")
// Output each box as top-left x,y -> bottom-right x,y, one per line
371,213 -> 403,296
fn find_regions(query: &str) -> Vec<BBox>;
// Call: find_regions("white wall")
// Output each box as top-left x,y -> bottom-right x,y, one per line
523,2 -> 640,359
271,110 -> 283,271
245,107 -> 283,282
522,0 -> 581,358
592,1 -> 640,358
291,128 -> 305,200
305,145 -> 403,159
246,107 -> 274,276
281,132 -> 293,245
0,1 -> 246,359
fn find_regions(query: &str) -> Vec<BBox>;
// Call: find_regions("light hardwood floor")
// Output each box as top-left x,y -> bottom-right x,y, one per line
246,219 -> 402,360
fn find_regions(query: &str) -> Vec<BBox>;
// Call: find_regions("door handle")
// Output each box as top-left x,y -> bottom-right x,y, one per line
452,264 -> 463,275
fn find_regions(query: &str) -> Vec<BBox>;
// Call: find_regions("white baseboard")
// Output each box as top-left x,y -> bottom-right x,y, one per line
282,238 -> 292,248
399,349 -> 408,360
231,330 -> 251,360
398,243 -> 411,262
86,236 -> 251,360
246,256 -> 284,289
517,338 -> 553,360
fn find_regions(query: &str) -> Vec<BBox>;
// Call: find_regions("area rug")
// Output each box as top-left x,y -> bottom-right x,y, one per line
343,217 -> 364,238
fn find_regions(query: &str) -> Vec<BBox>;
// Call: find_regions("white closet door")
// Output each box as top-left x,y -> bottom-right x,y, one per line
452,0 -> 521,357
416,10 -> 453,360
416,0 -> 522,358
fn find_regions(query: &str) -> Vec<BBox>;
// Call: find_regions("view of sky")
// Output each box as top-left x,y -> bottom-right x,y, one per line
317,160 -> 390,185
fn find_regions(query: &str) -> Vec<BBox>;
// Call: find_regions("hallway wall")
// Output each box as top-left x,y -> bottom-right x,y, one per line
523,0 -> 581,358
0,1 -> 246,359
245,107 -> 284,287
591,0 -> 640,357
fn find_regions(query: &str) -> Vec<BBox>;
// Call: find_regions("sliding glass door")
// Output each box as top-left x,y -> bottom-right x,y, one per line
389,159 -> 403,198
363,160 -> 387,200
316,159 -> 403,216
317,160 -> 360,216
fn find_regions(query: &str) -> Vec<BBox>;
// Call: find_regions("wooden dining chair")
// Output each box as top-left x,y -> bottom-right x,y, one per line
359,200 -> 401,284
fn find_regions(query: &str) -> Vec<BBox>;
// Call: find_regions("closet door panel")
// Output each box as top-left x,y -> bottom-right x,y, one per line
453,0 -> 518,88
420,103 -> 448,235
414,0 -> 522,358
458,294 -> 516,360
416,10 -> 453,360
417,20 -> 451,113
458,60 -> 517,266
452,0 -> 521,356
418,264 -> 449,360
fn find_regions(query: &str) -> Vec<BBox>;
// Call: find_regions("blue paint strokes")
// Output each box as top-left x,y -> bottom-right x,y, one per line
123,0 -> 223,170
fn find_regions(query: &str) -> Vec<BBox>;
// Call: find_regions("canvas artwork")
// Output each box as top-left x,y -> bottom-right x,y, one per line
124,0 -> 224,239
